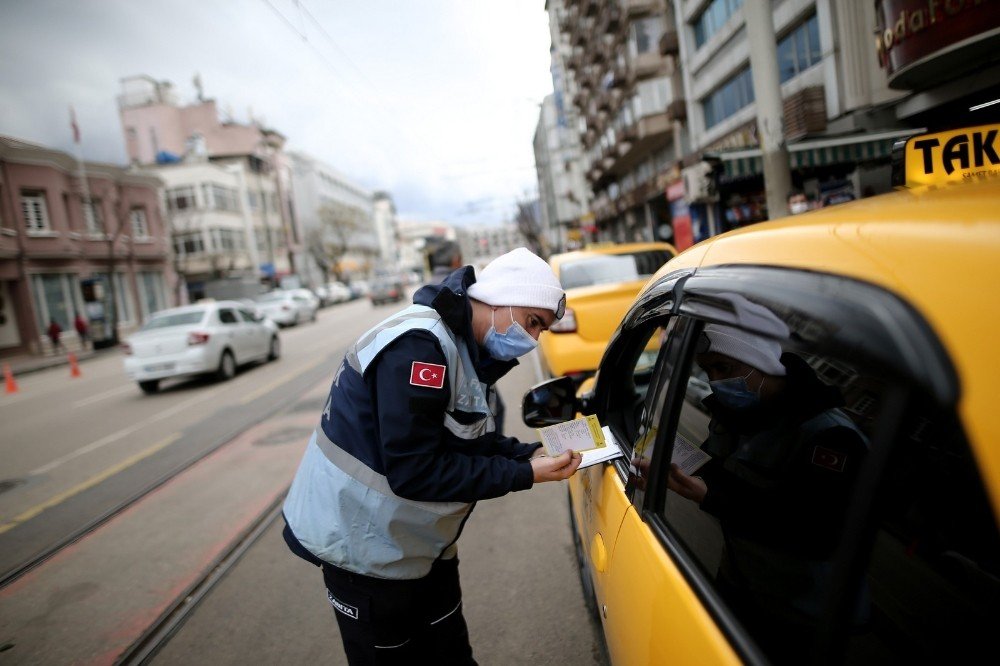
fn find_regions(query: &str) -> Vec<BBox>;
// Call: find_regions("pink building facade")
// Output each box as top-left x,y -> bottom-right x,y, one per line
0,136 -> 175,356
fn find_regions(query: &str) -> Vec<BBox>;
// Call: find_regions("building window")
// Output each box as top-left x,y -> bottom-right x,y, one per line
203,183 -> 240,212
778,13 -> 822,83
92,272 -> 134,325
166,185 -> 198,212
172,231 -> 206,256
83,199 -> 104,234
702,66 -> 755,129
635,76 -> 671,117
628,16 -> 664,58
208,227 -> 245,252
693,0 -> 744,48
21,190 -> 51,232
130,208 -> 149,237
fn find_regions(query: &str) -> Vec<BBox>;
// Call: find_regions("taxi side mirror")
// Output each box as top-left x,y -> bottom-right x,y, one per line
522,376 -> 578,427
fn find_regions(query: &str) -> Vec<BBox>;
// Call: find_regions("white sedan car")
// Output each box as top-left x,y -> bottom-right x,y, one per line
123,301 -> 280,394
255,289 -> 318,326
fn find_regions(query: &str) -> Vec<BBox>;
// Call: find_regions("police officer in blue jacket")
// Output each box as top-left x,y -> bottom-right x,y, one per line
283,247 -> 581,664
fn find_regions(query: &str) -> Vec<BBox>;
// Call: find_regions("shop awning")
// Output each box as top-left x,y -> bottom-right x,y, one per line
717,129 -> 918,179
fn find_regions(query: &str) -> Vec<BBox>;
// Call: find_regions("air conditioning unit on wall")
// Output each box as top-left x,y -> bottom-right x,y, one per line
682,162 -> 718,203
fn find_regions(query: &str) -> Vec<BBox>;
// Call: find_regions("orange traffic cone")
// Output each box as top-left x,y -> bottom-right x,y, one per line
68,352 -> 81,378
4,363 -> 18,394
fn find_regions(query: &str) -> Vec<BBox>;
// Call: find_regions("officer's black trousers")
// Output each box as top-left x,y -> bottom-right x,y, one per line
322,557 -> 477,665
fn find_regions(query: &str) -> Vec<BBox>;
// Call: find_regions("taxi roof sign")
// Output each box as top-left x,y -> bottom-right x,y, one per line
893,124 -> 1000,188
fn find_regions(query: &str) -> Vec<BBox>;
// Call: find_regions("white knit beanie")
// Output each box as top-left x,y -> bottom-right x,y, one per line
701,296 -> 790,376
467,247 -> 565,317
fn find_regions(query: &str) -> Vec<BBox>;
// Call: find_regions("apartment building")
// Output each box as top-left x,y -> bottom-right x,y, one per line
546,1 -> 999,249
118,75 -> 300,297
0,136 -> 171,356
548,0 -> 690,247
287,151 -> 381,286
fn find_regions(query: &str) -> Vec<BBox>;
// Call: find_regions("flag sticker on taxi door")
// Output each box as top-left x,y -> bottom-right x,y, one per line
410,361 -> 446,389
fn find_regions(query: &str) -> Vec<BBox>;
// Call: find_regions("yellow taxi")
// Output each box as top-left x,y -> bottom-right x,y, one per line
539,242 -> 675,384
523,124 -> 1000,665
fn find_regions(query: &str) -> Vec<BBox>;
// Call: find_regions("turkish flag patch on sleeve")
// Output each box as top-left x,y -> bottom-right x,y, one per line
811,445 -> 847,472
410,361 -> 446,389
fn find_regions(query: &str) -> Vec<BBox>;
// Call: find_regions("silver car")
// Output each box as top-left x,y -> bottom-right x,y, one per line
254,289 -> 318,326
122,301 -> 280,394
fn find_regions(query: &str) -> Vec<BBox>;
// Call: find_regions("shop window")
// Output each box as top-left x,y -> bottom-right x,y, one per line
138,271 -> 166,318
31,273 -> 77,331
21,190 -> 50,232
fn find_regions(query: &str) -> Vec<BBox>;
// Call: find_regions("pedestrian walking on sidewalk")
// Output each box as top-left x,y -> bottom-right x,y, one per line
74,313 -> 90,349
282,247 -> 580,665
46,319 -> 65,353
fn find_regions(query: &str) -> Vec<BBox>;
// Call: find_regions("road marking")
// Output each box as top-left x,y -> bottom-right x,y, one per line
0,433 -> 181,535
238,356 -> 328,405
31,387 -> 221,475
72,384 -> 134,408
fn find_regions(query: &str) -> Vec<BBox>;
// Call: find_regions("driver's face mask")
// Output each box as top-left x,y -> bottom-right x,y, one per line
483,307 -> 537,361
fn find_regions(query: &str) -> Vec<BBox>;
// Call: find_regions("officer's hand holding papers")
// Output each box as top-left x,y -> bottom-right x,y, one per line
536,415 -> 625,470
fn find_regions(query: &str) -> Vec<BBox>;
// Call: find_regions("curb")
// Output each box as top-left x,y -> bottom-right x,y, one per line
4,348 -> 115,378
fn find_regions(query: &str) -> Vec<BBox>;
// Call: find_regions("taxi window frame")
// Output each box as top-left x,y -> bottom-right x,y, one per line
631,265 -> 967,664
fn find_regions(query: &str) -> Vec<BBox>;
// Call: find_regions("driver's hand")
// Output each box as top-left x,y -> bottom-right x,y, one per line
668,463 -> 707,503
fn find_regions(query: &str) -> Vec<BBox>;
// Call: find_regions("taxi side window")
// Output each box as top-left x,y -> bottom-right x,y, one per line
654,306 -> 999,663
602,317 -> 673,456
218,308 -> 238,325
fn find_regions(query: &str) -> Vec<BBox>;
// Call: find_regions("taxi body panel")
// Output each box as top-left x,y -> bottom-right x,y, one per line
541,242 -> 676,379
541,141 -> 1000,664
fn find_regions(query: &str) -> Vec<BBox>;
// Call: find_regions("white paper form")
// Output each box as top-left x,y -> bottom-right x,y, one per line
578,426 -> 625,469
671,432 -> 711,475
538,414 -> 605,456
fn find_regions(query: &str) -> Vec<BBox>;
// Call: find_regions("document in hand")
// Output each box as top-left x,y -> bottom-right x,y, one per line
538,414 -> 606,456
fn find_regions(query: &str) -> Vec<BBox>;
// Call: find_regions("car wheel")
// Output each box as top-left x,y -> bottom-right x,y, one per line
216,350 -> 236,381
268,336 -> 280,361
138,380 -> 159,394
567,486 -> 601,622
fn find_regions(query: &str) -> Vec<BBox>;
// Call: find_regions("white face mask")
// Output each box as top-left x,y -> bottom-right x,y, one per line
790,201 -> 809,215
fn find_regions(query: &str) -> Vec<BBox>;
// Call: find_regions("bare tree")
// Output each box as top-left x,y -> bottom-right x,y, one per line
311,202 -> 366,282
102,182 -> 135,344
514,198 -> 550,260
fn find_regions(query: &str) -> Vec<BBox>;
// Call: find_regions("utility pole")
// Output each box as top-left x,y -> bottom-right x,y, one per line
744,0 -> 792,219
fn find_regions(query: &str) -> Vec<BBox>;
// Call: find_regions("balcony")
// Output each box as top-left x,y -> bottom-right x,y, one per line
666,99 -> 687,122
582,0 -> 599,17
659,30 -> 679,56
622,0 -> 656,17
628,51 -> 666,83
600,5 -> 622,34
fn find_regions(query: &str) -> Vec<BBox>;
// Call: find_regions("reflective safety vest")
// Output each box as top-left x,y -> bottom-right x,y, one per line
283,305 -> 500,579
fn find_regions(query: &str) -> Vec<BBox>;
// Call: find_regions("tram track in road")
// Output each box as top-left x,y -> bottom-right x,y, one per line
114,491 -> 288,666
0,350 -> 336,591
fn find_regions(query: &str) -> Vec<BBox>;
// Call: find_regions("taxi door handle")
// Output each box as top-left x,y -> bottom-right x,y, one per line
590,533 -> 608,573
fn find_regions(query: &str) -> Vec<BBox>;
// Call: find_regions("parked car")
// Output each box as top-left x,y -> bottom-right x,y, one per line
123,301 -> 280,394
325,281 -> 352,304
368,277 -> 405,306
348,280 -> 369,300
522,124 -> 1000,665
255,289 -> 318,326
539,242 -> 675,385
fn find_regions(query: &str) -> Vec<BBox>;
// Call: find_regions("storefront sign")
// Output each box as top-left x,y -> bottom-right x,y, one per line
875,0 -> 1000,89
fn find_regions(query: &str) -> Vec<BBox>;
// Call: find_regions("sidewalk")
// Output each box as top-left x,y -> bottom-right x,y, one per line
1,345 -> 112,377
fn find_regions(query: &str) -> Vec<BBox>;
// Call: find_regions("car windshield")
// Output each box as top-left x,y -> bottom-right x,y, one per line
256,292 -> 288,303
141,310 -> 206,330
559,250 -> 672,290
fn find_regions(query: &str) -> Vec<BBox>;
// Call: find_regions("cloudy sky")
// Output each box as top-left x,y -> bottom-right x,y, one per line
0,0 -> 555,226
